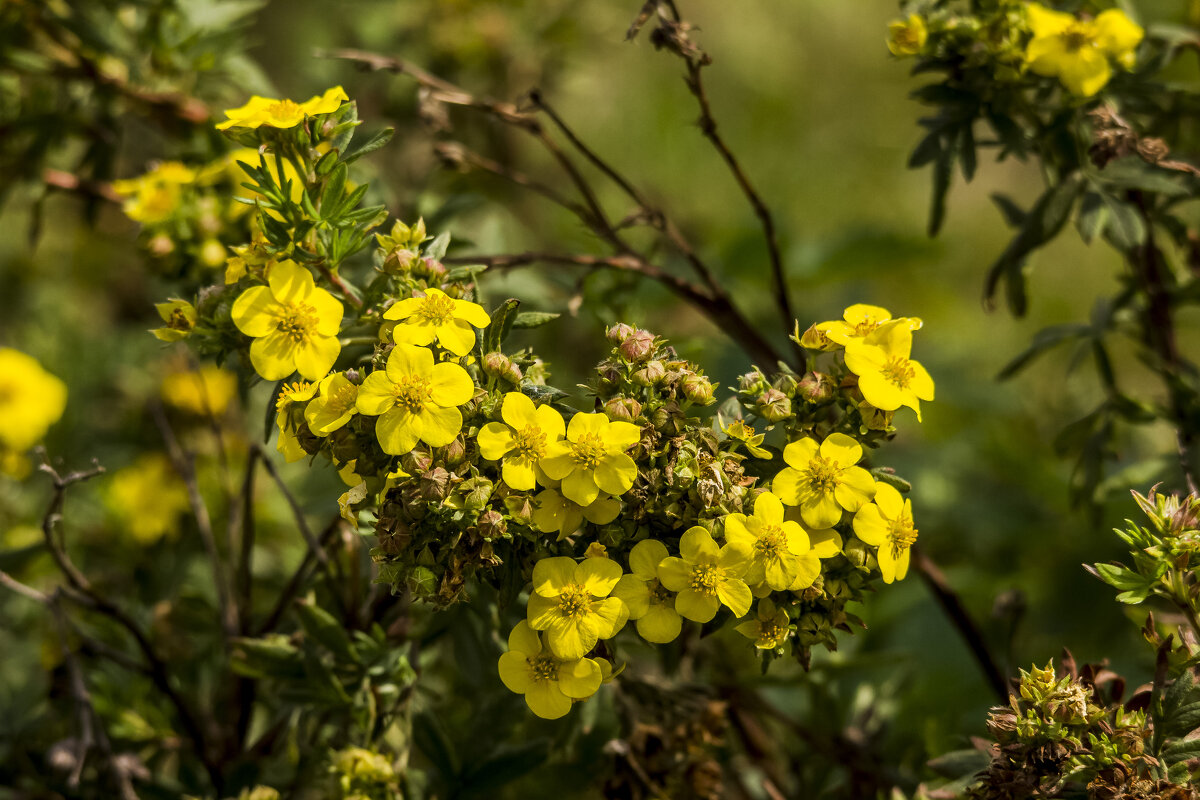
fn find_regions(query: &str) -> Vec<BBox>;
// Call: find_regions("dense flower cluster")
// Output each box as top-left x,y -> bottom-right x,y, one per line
135,88 -> 937,720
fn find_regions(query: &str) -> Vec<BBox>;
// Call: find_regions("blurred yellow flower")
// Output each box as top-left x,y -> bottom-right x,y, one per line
161,363 -> 237,417
105,454 -> 190,544
656,526 -> 752,623
112,161 -> 196,224
1024,3 -> 1143,96
217,86 -> 349,130
231,260 -> 344,381
478,391 -> 565,490
354,343 -> 473,455
853,482 -> 918,583
0,348 -> 67,476
612,539 -> 682,643
887,14 -> 928,56
844,321 -> 935,421
498,621 -> 602,719
771,433 -> 876,528
527,556 -> 627,660
540,412 -> 640,506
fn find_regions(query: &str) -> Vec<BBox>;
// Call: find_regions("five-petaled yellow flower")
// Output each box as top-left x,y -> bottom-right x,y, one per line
853,482 -> 919,583
723,491 -> 812,591
540,412 -> 640,507
0,348 -> 67,476
887,14 -> 928,57
532,487 -> 621,539
527,557 -> 628,660
354,343 -> 474,455
720,416 -> 772,459
613,539 -> 682,643
771,433 -> 876,529
231,260 -> 344,381
217,86 -> 349,130
112,161 -> 196,224
1024,3 -> 1143,97
105,453 -> 190,545
816,304 -> 923,348
844,320 -> 935,421
498,621 -> 602,720
657,526 -> 752,623
735,598 -> 793,649
304,372 -> 359,436
478,392 -> 565,490
384,288 -> 491,356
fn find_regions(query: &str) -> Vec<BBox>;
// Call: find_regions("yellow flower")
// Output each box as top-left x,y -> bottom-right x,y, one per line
383,288 -> 491,356
853,482 -> 919,583
231,260 -> 344,381
161,363 -> 237,417
275,380 -> 317,462
1024,3 -> 1143,97
478,392 -> 565,490
844,321 -> 935,421
887,14 -> 928,56
735,598 -> 793,649
0,348 -> 67,471
720,416 -> 771,459
612,539 -> 682,643
540,412 -> 640,506
304,372 -> 359,436
498,621 -> 602,720
354,343 -> 474,455
532,487 -> 621,539
657,526 -> 752,623
105,454 -> 190,544
817,304 -> 923,348
217,86 -> 349,130
771,433 -> 876,529
151,299 -> 197,342
723,491 -> 812,591
526,556 -> 628,660
112,161 -> 195,224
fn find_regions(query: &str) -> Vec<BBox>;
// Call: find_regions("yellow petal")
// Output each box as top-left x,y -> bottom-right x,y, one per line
502,392 -> 538,429
250,333 -> 299,381
657,557 -> 691,593
477,421 -> 515,461
771,467 -> 804,506
557,657 -> 601,699
852,503 -> 888,547
435,320 -> 475,356
679,526 -> 718,563
293,335 -> 340,381
801,493 -> 843,529
498,651 -> 535,694
594,452 -> 636,496
717,578 -> 752,617
561,469 -> 600,507
532,557 -> 578,596
410,404 -> 462,448
629,539 -> 669,580
502,458 -> 537,491
575,557 -> 622,597
581,493 -> 621,525
355,372 -> 395,415
385,343 -> 434,383
781,438 -> 819,470
231,286 -> 279,337
374,408 -> 420,455
452,298 -> 491,328
427,362 -> 474,407
819,432 -> 862,466
752,491 -> 785,524
637,605 -> 682,643
268,260 -> 315,305
835,466 -> 877,512
612,575 -> 650,619
525,682 -> 571,719
675,589 -> 718,623
308,287 -> 345,337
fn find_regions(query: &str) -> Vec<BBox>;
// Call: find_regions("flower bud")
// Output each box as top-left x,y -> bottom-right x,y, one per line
199,239 -> 226,268
441,435 -> 467,468
149,233 -> 175,257
738,370 -> 767,394
796,612 -> 830,646
842,537 -> 871,569
682,373 -> 716,405
477,509 -> 507,540
383,247 -> 418,275
619,329 -> 655,362
407,566 -> 438,599
584,542 -> 608,559
797,371 -> 836,404
604,396 -> 643,422
756,389 -> 792,422
482,352 -> 523,384
606,323 -> 636,344
631,360 -> 667,386
419,467 -> 451,501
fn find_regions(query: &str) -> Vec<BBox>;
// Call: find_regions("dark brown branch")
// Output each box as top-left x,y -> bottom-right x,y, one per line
35,456 -> 222,791
911,544 -> 1009,702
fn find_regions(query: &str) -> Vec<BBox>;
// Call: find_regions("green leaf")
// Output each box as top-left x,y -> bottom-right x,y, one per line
294,599 -> 357,663
424,232 -> 451,261
443,264 -> 488,284
413,711 -> 459,780
231,636 -> 305,680
1098,193 -> 1146,250
481,298 -> 520,354
1076,192 -> 1107,244
908,130 -> 942,169
510,311 -> 561,329
1163,737 -> 1200,765
1090,562 -> 1148,592
928,148 -> 954,237
344,127 -> 395,163
1094,157 -> 1191,197
990,193 -> 1026,228
996,323 -> 1089,380
927,748 -> 992,779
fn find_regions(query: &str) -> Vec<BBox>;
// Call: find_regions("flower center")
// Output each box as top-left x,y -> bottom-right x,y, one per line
513,424 -> 547,461
392,374 -> 432,413
330,383 -> 358,413
648,579 -> 673,604
690,564 -> 718,596
274,303 -> 319,344
760,619 -> 786,645
267,99 -> 303,119
167,308 -> 193,331
881,356 -> 915,390
754,524 -> 787,559
556,584 -> 591,619
888,515 -> 919,556
1061,25 -> 1092,52
276,381 -> 313,410
570,433 -> 607,470
528,654 -> 559,684
853,316 -> 880,337
805,456 -> 842,494
413,293 -> 456,327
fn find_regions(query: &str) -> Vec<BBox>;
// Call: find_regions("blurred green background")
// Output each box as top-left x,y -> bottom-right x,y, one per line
3,0 -> 1193,794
